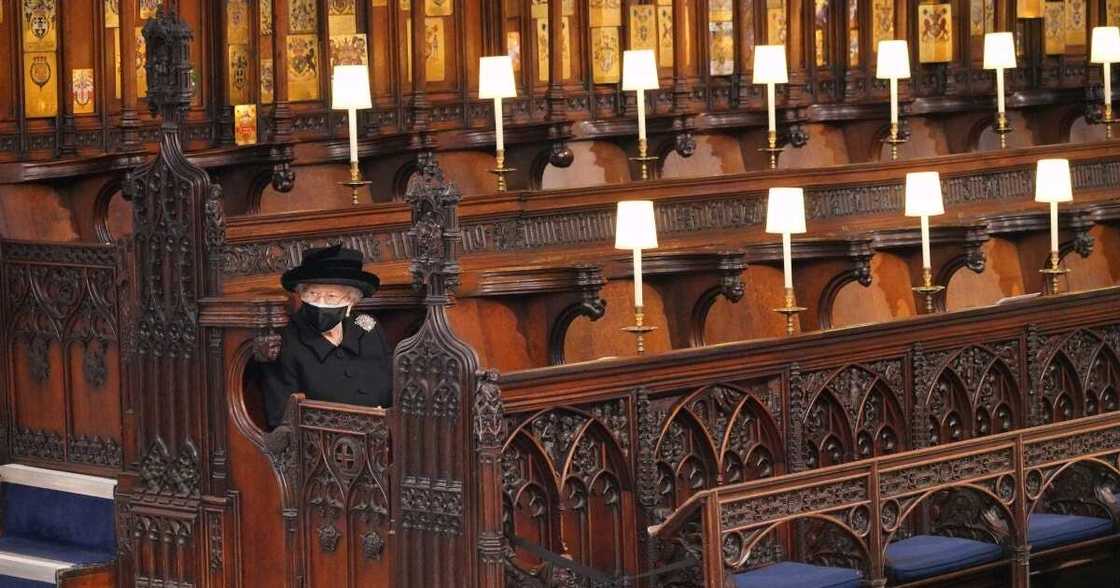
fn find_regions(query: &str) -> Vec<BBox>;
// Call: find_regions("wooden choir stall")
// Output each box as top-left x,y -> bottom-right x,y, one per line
1,1 -> 1120,588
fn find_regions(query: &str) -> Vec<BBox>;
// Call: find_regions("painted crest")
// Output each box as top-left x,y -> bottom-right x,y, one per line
29,54 -> 51,89
23,0 -> 55,42
74,69 -> 94,106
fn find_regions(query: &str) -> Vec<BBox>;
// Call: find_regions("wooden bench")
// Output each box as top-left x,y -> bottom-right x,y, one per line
648,411 -> 1120,587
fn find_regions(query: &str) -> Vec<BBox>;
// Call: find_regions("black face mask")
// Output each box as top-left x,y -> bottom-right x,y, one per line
297,303 -> 348,333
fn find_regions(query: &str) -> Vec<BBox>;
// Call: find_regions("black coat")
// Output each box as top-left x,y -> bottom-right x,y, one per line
263,315 -> 393,429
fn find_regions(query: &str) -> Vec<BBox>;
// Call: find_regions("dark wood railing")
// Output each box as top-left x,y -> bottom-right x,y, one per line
650,410 -> 1120,587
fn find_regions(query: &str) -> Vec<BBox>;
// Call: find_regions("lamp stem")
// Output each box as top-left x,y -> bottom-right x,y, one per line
637,88 -> 647,143
1049,201 -> 1059,254
494,97 -> 504,153
348,108 -> 359,164
766,83 -> 776,133
782,232 -> 793,289
633,248 -> 644,307
889,77 -> 899,126
920,215 -> 931,270
996,68 -> 1006,116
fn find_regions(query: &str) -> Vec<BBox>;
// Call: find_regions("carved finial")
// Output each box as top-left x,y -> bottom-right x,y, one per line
141,5 -> 194,124
405,152 -> 463,300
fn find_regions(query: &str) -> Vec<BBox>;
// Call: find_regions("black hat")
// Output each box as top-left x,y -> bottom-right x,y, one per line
281,244 -> 381,297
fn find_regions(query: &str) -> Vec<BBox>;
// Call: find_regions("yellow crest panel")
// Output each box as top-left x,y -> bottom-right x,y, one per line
657,6 -> 673,68
709,21 -> 734,76
329,0 -> 357,34
591,27 -> 620,84
424,17 -> 446,82
630,5 -> 656,52
589,0 -> 621,28
427,0 -> 453,17
536,18 -> 549,82
23,0 -> 58,52
260,58 -> 274,103
228,44 -> 252,104
234,104 -> 258,146
1065,0 -> 1086,47
136,26 -> 147,97
918,3 -> 953,63
287,34 -> 321,101
105,0 -> 120,28
25,51 -> 57,118
330,33 -> 368,67
139,0 -> 161,20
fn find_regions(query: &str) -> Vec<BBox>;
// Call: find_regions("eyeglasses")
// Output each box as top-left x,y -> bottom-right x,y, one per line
300,289 -> 352,306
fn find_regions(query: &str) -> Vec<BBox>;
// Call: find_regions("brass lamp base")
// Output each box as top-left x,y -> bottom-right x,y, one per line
1102,104 -> 1116,140
1039,252 -> 1070,296
629,138 -> 659,180
911,268 -> 945,314
994,112 -> 1013,149
759,130 -> 784,170
883,123 -> 907,161
489,149 -> 516,192
339,161 -> 372,206
622,307 -> 657,355
772,288 -> 805,336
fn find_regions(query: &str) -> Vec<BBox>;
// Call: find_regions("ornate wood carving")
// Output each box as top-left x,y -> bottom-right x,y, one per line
1033,326 -> 1120,426
501,398 -> 635,582
915,342 -> 1022,448
391,151 -> 501,586
114,8 -> 232,588
794,360 -> 907,469
1,241 -> 125,471
652,383 -> 783,521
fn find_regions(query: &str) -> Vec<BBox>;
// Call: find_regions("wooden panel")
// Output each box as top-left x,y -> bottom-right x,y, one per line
1,241 -> 123,474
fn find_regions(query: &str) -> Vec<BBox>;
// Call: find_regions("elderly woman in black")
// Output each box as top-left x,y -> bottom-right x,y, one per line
262,244 -> 392,429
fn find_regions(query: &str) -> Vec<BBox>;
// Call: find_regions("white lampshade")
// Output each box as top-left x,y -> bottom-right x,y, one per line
1035,159 -> 1073,203
876,40 -> 911,79
622,50 -> 659,91
753,45 -> 789,85
1091,27 -> 1120,64
479,56 -> 517,99
983,32 -> 1016,70
615,200 -> 659,249
904,172 -> 945,217
331,65 -> 372,110
766,188 -> 807,234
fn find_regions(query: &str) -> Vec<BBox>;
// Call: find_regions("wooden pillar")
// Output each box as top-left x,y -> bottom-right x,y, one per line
474,371 -> 507,588
786,0 -> 806,102
215,0 -> 235,145
119,0 -> 141,149
547,0 -> 567,119
58,0 -> 77,157
116,9 -> 228,588
672,0 -> 691,110
271,0 -> 292,144
391,153 -> 488,587
410,0 -> 431,139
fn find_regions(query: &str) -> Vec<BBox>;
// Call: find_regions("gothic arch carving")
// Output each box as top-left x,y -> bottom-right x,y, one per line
796,363 -> 907,470
1034,328 -> 1120,425
654,384 -> 784,514
915,344 -> 1022,448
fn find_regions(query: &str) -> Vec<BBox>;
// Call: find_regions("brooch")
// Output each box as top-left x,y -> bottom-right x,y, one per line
354,314 -> 378,332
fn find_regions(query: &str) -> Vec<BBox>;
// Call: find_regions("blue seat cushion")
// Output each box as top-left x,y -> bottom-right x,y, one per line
731,561 -> 863,588
0,536 -> 113,567
1,484 -> 115,553
885,535 -> 1003,582
1028,513 -> 1114,551
0,577 -> 53,588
